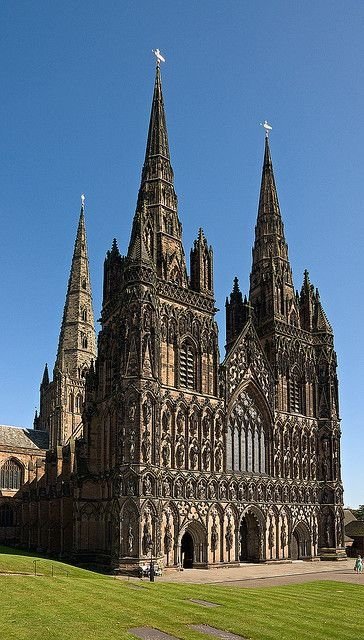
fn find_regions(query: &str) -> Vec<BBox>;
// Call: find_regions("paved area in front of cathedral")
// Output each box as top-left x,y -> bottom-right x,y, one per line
121,559 -> 363,588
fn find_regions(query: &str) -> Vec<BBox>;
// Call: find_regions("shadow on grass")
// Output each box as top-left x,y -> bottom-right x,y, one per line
0,544 -> 109,579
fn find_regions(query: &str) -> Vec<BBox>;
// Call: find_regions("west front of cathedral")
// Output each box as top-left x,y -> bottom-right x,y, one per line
0,64 -> 345,570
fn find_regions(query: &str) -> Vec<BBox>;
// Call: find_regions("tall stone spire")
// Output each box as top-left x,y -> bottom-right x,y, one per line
38,197 -> 97,446
249,135 -> 296,325
55,197 -> 97,377
128,60 -> 188,286
144,63 -> 170,163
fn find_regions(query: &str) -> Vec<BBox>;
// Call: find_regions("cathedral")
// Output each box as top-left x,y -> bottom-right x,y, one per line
0,61 -> 345,569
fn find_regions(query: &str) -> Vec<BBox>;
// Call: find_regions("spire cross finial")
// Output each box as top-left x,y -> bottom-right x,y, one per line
81,193 -> 85,209
260,120 -> 273,138
152,48 -> 166,67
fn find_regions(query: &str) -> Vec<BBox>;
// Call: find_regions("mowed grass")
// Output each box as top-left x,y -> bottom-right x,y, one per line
0,546 -> 363,640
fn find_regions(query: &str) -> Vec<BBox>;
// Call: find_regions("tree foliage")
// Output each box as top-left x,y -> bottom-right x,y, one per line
352,505 -> 364,520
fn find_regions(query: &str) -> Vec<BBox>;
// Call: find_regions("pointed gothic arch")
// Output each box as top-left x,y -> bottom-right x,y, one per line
239,506 -> 265,562
0,458 -> 24,490
179,519 -> 207,568
227,381 -> 272,474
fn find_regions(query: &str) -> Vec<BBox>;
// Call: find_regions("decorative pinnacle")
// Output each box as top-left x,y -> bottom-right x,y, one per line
260,120 -> 273,138
81,193 -> 85,210
152,48 -> 166,67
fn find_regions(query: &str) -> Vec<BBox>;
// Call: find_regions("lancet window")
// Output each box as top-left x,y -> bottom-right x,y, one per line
180,341 -> 196,390
227,390 -> 268,474
289,368 -> 303,414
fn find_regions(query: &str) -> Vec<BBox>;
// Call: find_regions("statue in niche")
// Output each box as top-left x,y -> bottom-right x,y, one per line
175,480 -> 183,498
164,521 -> 173,554
208,483 -> 216,499
280,520 -> 287,548
202,444 -> 211,470
225,520 -> 233,552
197,482 -> 205,499
128,401 -> 136,423
325,514 -> 333,547
202,416 -> 210,438
163,478 -> 171,497
128,524 -> 134,554
211,520 -> 219,552
190,413 -> 198,436
312,520 -> 318,546
162,441 -> 171,467
215,448 -> 222,472
127,478 -> 136,496
144,307 -> 152,330
143,399 -> 152,426
176,444 -> 185,469
143,475 -> 152,495
215,417 -> 222,440
162,409 -> 171,433
141,430 -> 151,463
176,411 -> 185,434
142,520 -> 152,556
268,520 -> 275,550
186,480 -> 194,498
189,442 -> 199,469
129,431 -> 135,462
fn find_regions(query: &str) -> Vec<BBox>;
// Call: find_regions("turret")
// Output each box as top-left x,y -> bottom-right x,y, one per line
225,277 -> 251,353
190,228 -> 214,295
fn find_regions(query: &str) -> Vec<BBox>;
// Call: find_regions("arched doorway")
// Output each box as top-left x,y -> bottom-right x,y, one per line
291,523 -> 311,560
181,531 -> 194,568
180,521 -> 207,568
239,512 -> 261,561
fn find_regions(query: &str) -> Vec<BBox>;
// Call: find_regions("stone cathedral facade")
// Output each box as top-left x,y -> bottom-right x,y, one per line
3,64 -> 345,569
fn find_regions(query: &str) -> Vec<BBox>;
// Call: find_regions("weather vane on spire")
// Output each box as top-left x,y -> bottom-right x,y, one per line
260,120 -> 272,137
81,193 -> 85,208
152,49 -> 166,67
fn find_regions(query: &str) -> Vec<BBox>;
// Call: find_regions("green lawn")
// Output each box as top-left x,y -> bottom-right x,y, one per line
0,546 -> 362,640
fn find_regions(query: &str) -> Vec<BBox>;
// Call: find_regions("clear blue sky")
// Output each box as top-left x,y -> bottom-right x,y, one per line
0,1 -> 362,507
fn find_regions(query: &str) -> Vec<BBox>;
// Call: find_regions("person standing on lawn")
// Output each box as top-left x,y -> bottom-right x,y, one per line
354,556 -> 363,573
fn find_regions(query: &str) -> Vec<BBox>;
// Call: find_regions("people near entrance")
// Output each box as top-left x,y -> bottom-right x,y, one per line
354,555 -> 363,573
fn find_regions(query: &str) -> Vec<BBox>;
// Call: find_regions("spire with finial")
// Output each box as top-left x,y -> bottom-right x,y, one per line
249,129 -> 295,324
127,52 -> 188,286
55,198 -> 97,377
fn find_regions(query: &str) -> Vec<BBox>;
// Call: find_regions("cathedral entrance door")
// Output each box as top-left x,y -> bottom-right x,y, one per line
181,531 -> 194,568
239,513 -> 260,562
291,523 -> 310,560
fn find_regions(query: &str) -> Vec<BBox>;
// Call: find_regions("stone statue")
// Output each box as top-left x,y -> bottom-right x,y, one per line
211,521 -> 219,552
176,444 -> 185,469
128,524 -> 134,554
164,523 -> 173,554
225,521 -> 233,552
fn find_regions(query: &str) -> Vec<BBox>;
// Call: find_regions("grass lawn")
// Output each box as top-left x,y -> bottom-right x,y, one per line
0,546 -> 363,640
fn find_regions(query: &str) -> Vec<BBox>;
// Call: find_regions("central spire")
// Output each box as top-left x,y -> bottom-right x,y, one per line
144,64 -> 170,163
249,135 -> 295,324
